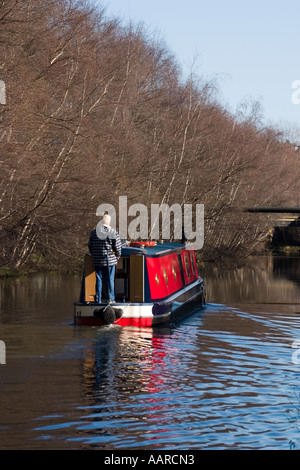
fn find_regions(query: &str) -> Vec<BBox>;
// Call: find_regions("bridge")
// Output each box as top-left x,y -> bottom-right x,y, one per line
246,207 -> 300,246
246,206 -> 300,214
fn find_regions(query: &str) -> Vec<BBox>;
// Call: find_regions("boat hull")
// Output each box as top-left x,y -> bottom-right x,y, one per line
74,278 -> 205,328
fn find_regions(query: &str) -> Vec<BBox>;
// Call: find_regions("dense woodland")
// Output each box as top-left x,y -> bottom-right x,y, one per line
0,0 -> 299,273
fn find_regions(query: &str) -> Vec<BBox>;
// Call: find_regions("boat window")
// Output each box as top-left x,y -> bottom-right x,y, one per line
164,268 -> 168,286
184,256 -> 190,279
190,253 -> 196,276
172,265 -> 177,281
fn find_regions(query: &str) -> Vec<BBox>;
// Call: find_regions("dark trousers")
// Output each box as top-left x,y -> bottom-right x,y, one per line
95,265 -> 116,303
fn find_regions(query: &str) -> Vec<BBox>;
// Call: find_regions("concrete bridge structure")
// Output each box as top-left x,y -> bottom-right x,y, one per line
246,207 -> 300,246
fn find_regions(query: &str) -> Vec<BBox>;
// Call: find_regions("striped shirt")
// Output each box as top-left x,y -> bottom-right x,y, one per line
88,226 -> 122,267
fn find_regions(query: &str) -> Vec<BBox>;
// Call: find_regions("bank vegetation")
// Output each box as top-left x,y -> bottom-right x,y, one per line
0,0 -> 299,273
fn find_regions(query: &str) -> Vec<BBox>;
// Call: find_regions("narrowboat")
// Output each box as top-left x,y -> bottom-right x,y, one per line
74,241 -> 206,328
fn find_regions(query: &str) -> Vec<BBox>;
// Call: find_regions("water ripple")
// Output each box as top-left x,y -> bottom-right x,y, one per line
26,304 -> 300,450
2,262 -> 300,450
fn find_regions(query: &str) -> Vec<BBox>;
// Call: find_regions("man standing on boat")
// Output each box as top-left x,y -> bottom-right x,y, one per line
88,214 -> 122,304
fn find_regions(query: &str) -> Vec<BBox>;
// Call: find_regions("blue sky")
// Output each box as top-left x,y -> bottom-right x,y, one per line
99,0 -> 300,134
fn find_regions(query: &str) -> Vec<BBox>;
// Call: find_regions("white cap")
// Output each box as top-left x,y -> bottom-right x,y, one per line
102,214 -> 111,226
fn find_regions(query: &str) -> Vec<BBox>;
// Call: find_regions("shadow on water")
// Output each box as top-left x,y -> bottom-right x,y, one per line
203,254 -> 300,306
1,255 -> 300,449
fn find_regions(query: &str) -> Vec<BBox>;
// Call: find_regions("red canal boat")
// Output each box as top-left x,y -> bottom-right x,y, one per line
74,241 -> 206,327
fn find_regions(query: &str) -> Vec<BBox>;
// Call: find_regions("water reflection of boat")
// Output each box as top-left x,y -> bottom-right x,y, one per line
74,242 -> 205,327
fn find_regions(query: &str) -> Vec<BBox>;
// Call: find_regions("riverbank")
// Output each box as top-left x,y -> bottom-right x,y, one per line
2,242 -> 300,279
0,260 -> 82,279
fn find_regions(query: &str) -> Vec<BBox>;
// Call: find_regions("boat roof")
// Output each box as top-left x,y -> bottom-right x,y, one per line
121,242 -> 186,257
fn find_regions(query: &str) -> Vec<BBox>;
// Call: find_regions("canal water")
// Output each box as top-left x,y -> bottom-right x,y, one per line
0,255 -> 300,450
